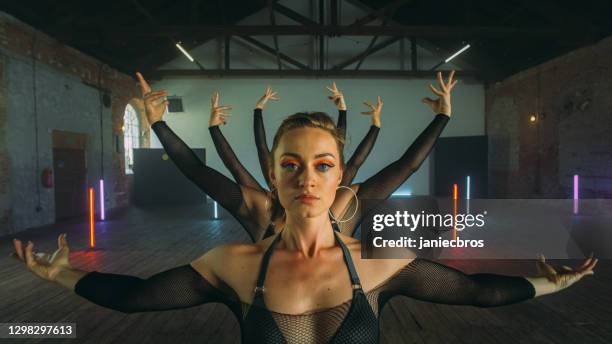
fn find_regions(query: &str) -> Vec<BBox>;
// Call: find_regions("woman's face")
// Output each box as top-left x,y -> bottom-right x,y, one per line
271,127 -> 343,219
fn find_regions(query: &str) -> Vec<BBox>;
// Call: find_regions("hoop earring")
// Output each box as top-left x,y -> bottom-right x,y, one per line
328,185 -> 358,224
265,186 -> 277,210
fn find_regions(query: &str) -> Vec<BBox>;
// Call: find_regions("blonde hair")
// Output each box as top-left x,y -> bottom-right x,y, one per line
268,112 -> 345,221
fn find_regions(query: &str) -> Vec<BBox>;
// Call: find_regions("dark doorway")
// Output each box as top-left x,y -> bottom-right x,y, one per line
52,131 -> 88,221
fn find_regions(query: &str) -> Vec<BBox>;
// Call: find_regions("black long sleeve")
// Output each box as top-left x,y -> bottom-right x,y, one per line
340,114 -> 449,237
379,259 -> 535,308
253,109 -> 273,189
336,109 -> 347,142
341,125 -> 380,186
151,121 -> 244,215
74,265 -> 234,314
209,125 -> 264,192
358,114 -> 449,200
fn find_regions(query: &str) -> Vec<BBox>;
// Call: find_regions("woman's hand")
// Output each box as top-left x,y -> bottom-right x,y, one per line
255,86 -> 279,110
527,254 -> 598,297
538,254 -> 597,290
326,82 -> 347,111
136,72 -> 168,126
209,91 -> 232,127
422,70 -> 457,117
361,96 -> 383,127
12,234 -> 72,282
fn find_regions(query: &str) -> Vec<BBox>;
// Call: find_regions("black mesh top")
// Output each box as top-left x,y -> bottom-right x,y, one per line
75,242 -> 535,343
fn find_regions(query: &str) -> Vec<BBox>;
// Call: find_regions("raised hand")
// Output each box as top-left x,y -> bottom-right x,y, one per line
255,86 -> 279,110
136,72 -> 168,125
361,96 -> 383,127
12,234 -> 72,282
326,82 -> 347,111
209,91 -> 232,127
422,70 -> 457,117
537,254 -> 597,291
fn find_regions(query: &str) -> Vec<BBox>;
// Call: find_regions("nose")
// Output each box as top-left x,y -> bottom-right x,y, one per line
298,167 -> 316,189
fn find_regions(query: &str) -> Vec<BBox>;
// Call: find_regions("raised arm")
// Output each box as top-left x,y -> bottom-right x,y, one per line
326,82 -> 347,141
12,235 -> 234,314
136,73 -> 267,241
253,87 -> 279,189
209,92 -> 264,192
335,72 -> 456,236
379,257 -> 597,308
340,96 -> 382,186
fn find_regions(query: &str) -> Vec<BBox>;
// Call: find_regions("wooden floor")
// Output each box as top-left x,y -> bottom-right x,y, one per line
1,205 -> 611,344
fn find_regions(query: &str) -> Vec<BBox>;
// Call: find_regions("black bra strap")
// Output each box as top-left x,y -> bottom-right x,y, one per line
333,231 -> 362,290
329,210 -> 341,232
255,232 -> 283,294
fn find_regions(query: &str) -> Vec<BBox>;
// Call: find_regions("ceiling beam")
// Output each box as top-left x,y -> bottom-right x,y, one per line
332,37 -> 402,70
155,69 -> 478,79
65,25 -> 597,39
236,36 -> 310,70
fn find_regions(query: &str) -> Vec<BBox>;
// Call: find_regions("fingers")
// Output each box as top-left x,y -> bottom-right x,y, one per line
422,97 -> 435,106
211,92 -> 219,107
429,84 -> 444,96
146,93 -> 167,104
361,111 -> 373,115
25,241 -> 35,268
363,101 -> 374,109
377,96 -> 383,106
13,239 -> 25,262
437,72 -> 447,92
447,70 -> 455,85
135,72 -> 151,95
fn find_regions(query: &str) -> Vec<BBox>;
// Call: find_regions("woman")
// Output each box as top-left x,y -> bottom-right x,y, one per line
207,84 -> 382,239
12,71 -> 597,344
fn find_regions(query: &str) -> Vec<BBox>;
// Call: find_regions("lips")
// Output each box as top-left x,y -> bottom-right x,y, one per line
295,194 -> 320,203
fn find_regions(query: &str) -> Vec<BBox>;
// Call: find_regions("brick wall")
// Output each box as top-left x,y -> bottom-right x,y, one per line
0,12 -> 146,234
486,35 -> 612,198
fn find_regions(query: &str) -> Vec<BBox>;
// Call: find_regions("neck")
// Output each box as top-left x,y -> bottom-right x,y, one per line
280,211 -> 335,258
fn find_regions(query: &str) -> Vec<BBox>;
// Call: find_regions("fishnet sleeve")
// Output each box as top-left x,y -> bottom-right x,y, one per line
336,110 -> 347,142
74,265 -> 236,314
341,125 -> 380,186
379,259 -> 535,308
150,121 -> 244,215
339,114 -> 449,237
209,125 -> 264,192
253,109 -> 273,189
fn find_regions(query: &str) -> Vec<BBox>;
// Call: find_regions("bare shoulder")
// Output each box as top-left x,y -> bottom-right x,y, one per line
190,236 -> 277,294
336,233 -> 414,291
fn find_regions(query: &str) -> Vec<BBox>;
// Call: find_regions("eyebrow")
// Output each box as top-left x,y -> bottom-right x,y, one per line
280,152 -> 336,159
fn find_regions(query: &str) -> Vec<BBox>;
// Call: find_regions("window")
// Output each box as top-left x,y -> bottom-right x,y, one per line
123,104 -> 140,174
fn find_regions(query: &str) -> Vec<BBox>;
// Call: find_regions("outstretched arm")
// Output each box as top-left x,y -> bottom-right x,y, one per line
253,87 -> 279,189
209,92 -> 264,191
11,235 -> 234,314
340,96 -> 383,186
380,257 -> 597,308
